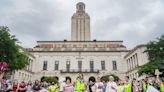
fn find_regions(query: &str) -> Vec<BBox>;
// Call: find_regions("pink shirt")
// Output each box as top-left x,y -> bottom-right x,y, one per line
64,84 -> 73,92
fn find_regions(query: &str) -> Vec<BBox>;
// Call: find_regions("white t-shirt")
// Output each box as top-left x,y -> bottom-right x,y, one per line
105,81 -> 117,92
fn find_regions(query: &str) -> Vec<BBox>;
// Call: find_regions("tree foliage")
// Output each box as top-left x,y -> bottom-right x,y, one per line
41,76 -> 58,83
0,26 -> 29,72
138,34 -> 164,77
101,74 -> 119,82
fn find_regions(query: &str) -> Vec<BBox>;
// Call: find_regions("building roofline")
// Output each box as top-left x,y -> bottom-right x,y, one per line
124,44 -> 146,58
19,46 -> 36,58
37,40 -> 124,43
30,50 -> 130,53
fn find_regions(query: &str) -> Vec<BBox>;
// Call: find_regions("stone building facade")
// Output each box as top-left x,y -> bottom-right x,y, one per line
124,45 -> 149,80
30,41 -> 129,80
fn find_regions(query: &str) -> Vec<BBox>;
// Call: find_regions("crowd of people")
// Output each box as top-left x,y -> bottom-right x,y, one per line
0,73 -> 164,92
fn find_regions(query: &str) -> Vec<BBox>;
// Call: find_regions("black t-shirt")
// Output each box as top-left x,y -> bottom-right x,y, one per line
32,84 -> 41,91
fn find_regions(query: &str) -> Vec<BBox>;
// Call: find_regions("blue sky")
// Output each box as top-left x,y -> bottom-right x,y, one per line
0,0 -> 164,49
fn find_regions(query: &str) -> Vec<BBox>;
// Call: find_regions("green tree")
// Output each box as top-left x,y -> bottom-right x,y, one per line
41,76 -> 58,83
101,74 -> 119,82
0,26 -> 29,79
138,34 -> 164,77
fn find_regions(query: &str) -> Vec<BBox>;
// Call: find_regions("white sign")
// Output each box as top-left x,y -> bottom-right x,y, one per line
146,86 -> 159,92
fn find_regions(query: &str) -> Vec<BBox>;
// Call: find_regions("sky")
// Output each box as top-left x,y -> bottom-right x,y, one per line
0,0 -> 164,49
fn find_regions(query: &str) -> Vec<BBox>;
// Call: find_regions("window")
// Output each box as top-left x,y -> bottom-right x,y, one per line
27,59 -> 30,70
78,61 -> 82,71
101,61 -> 106,70
66,61 -> 70,71
43,61 -> 47,70
19,72 -> 21,78
55,61 -> 59,70
127,60 -> 130,71
131,57 -> 133,69
90,61 -> 94,71
129,59 -> 132,70
112,61 -> 117,70
31,60 -> 33,71
133,55 -> 137,68
79,5 -> 83,10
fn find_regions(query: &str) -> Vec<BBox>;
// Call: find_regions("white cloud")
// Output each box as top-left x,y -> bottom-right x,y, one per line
0,0 -> 164,49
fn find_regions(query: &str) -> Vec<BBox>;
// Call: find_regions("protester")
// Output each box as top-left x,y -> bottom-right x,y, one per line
88,78 -> 96,92
116,80 -> 124,92
95,76 -> 104,92
26,81 -> 33,92
40,82 -> 49,92
6,80 -> 12,92
59,78 -> 65,92
32,80 -> 41,92
1,74 -> 164,92
18,81 -> 26,92
124,76 -> 132,92
48,82 -> 57,92
12,80 -> 19,92
102,80 -> 107,92
0,79 -> 8,91
156,76 -> 164,92
105,76 -> 117,92
132,78 -> 139,92
74,73 -> 86,92
63,77 -> 73,92
48,78 -> 60,92
160,79 -> 164,92
138,80 -> 143,92
142,77 -> 149,92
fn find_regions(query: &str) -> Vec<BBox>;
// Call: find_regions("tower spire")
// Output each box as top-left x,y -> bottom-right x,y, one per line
71,2 -> 90,41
